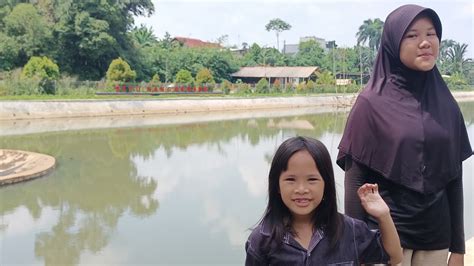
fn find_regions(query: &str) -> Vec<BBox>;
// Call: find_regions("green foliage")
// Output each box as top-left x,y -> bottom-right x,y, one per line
151,73 -> 161,84
356,18 -> 384,51
22,56 -> 60,80
22,56 -> 59,94
265,18 -> 292,50
296,82 -> 307,93
106,58 -> 137,82
294,40 -> 326,67
131,24 -> 157,48
175,69 -> 194,84
3,3 -> 52,65
306,80 -> 316,92
2,69 -> 42,95
221,79 -> 232,94
256,78 -> 270,93
195,68 -> 215,85
0,32 -> 19,70
444,73 -> 470,90
316,71 -> 335,85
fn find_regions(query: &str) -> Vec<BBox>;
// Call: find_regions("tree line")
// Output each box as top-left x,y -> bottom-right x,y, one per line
0,1 -> 472,95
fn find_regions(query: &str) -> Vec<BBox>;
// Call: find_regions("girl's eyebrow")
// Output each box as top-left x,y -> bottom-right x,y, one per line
406,26 -> 435,33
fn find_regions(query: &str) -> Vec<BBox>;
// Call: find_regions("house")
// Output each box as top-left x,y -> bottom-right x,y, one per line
172,37 -> 221,48
231,66 -> 319,86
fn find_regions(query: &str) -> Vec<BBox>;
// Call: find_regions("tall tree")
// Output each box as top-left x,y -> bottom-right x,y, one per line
265,18 -> 292,51
51,0 -> 154,80
356,18 -> 384,52
3,3 -> 53,65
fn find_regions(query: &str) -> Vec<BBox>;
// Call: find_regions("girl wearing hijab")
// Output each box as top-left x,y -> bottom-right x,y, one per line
338,4 -> 472,265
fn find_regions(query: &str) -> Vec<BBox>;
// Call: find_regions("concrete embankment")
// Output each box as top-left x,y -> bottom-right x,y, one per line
0,94 -> 356,120
1,91 -> 473,121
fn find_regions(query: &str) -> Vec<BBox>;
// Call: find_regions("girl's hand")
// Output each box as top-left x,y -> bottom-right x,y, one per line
357,183 -> 390,219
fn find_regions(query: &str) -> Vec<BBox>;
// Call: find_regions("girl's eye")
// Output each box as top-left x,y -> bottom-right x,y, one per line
285,177 -> 295,182
308,177 -> 319,182
405,34 -> 417,39
427,32 -> 437,37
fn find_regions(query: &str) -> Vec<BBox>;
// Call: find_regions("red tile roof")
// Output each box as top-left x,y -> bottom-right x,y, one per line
173,37 -> 221,48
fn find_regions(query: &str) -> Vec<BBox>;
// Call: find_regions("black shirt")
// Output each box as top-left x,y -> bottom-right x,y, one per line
344,158 -> 465,253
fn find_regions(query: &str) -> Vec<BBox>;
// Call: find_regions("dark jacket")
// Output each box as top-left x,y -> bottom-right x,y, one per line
245,214 -> 389,265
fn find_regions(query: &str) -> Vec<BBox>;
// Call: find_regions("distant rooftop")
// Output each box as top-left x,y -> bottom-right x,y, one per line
173,37 -> 221,48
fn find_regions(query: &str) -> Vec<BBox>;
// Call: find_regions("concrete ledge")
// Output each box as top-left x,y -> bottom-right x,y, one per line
0,149 -> 56,186
0,95 -> 356,120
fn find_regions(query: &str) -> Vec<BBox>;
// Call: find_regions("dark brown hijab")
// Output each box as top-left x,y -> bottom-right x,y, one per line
337,4 -> 472,194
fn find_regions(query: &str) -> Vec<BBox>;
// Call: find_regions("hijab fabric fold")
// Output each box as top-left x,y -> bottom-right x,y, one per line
337,4 -> 472,194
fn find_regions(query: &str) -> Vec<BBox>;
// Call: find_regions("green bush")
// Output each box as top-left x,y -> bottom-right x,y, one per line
444,73 -> 470,90
272,79 -> 282,93
22,56 -> 59,94
306,80 -> 316,92
255,78 -> 270,93
106,57 -> 136,82
195,68 -> 215,85
175,69 -> 194,85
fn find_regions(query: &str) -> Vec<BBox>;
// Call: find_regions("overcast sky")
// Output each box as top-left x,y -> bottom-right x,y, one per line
134,0 -> 473,58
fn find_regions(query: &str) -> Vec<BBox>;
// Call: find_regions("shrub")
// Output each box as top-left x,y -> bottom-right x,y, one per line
296,82 -> 307,93
175,69 -> 194,85
22,56 -> 59,94
195,68 -> 215,85
106,57 -> 136,83
255,78 -> 270,93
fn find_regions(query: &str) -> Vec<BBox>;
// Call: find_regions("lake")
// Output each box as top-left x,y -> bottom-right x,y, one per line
1,101 -> 473,265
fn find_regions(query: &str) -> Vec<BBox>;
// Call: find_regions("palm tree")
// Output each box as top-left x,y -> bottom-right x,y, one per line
356,18 -> 384,52
447,43 -> 472,75
130,24 -> 157,48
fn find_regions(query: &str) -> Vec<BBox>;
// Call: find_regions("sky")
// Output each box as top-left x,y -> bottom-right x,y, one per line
134,0 -> 474,58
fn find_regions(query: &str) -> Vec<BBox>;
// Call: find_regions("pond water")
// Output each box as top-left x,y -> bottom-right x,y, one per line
1,102 -> 473,265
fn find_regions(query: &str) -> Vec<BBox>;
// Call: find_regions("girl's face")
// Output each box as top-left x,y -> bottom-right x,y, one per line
279,150 -> 325,223
399,15 -> 439,71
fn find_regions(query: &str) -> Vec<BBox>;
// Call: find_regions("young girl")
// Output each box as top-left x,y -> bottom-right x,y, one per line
245,136 -> 402,265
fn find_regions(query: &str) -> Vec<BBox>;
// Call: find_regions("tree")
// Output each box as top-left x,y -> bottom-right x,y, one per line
51,0 -> 154,80
265,18 -> 292,51
3,3 -> 52,65
356,18 -> 384,52
131,24 -> 157,48
447,43 -> 471,76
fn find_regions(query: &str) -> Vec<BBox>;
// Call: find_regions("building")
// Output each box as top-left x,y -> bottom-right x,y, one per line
172,37 -> 221,48
283,36 -> 330,55
231,66 -> 319,86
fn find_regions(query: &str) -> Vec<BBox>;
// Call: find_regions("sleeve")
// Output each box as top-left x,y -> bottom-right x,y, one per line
446,170 -> 465,254
245,228 -> 268,266
344,157 -> 368,221
352,218 -> 390,264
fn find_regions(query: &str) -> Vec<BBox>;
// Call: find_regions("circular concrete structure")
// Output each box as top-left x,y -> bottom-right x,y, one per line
0,149 -> 55,186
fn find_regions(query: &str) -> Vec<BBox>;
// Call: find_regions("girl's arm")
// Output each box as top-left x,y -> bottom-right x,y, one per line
358,184 -> 403,265
446,170 -> 465,266
344,158 -> 368,220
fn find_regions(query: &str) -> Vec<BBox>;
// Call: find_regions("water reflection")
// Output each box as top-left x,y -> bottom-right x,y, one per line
0,103 -> 473,265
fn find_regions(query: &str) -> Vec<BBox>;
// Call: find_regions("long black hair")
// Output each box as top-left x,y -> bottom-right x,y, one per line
259,136 -> 343,253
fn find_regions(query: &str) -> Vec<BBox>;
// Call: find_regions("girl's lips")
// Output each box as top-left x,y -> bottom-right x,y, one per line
293,198 -> 311,207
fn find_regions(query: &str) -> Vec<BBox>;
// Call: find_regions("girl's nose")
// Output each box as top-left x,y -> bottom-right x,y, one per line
295,183 -> 309,193
419,39 -> 431,49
